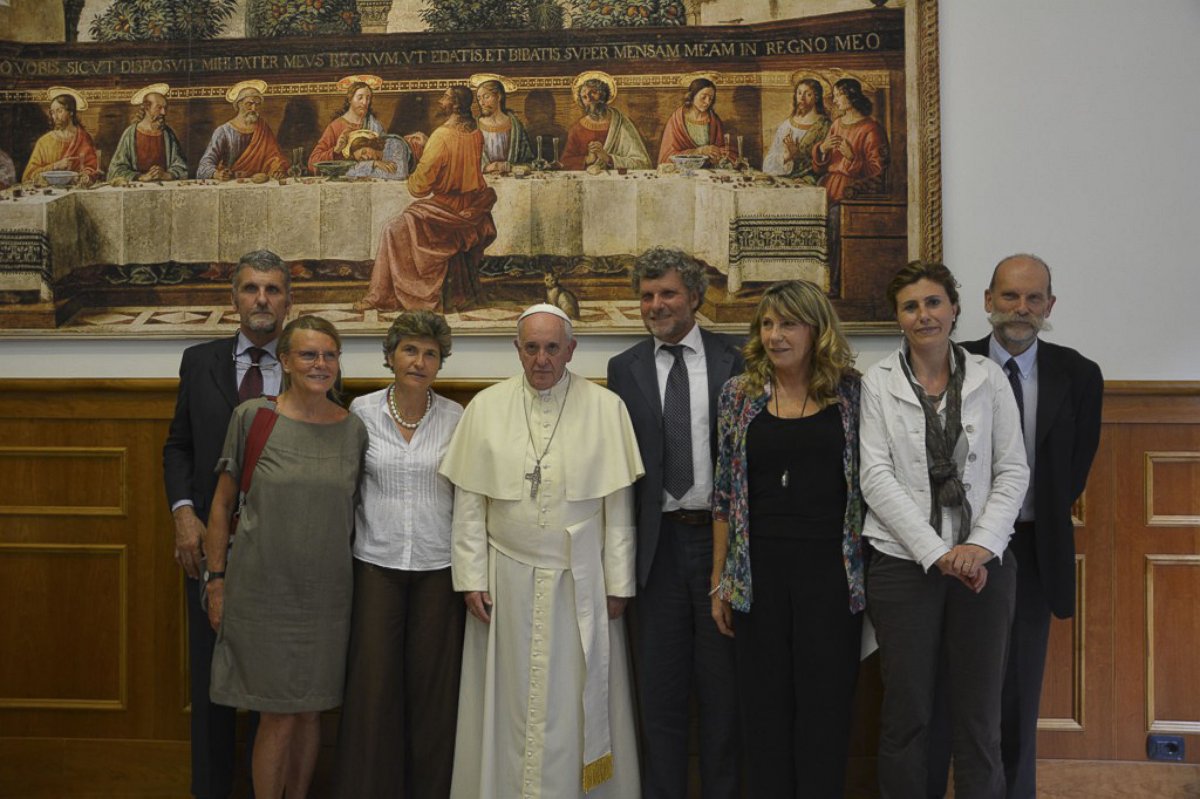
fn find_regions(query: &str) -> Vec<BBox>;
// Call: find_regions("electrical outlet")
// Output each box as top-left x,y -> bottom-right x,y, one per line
1146,734 -> 1184,762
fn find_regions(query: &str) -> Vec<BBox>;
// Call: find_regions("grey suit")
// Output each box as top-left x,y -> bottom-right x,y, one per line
607,327 -> 743,799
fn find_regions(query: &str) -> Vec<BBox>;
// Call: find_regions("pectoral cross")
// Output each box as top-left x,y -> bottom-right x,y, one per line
525,463 -> 542,499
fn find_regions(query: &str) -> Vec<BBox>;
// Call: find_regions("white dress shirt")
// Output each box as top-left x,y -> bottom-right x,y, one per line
988,336 -> 1038,522
654,322 -> 712,512
351,388 -> 463,571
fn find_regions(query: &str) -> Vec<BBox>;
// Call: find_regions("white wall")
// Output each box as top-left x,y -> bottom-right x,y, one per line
3,0 -> 1197,381
939,0 -> 1200,379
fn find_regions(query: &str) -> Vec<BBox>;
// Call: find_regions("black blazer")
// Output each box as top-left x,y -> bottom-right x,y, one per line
163,336 -> 242,525
607,327 -> 744,589
962,335 -> 1103,618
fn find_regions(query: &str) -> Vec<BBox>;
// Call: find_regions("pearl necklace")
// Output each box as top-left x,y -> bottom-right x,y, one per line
387,385 -> 432,430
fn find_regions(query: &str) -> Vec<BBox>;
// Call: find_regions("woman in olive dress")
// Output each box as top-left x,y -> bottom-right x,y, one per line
205,314 -> 368,799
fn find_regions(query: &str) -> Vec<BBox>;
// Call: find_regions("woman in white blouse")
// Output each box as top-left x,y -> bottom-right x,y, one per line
859,261 -> 1029,799
334,312 -> 465,799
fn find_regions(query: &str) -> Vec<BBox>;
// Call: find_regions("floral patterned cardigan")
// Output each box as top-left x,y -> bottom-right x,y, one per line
712,372 -> 866,614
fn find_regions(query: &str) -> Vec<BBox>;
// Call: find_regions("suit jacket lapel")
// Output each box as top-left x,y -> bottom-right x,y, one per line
211,336 -> 240,411
1035,343 -> 1067,449
701,329 -> 733,423
632,339 -> 663,426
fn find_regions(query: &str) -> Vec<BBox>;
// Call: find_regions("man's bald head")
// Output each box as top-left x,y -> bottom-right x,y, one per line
989,253 -> 1052,297
985,253 -> 1057,355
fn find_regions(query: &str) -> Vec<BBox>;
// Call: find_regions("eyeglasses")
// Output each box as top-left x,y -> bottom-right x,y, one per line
294,350 -> 341,365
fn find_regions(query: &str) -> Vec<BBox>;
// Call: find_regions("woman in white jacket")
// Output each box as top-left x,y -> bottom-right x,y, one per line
860,261 -> 1029,799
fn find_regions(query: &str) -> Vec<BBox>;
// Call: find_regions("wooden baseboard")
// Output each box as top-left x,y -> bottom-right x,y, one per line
937,759 -> 1200,799
4,740 -> 1199,798
847,758 -> 1198,799
1024,759 -> 1200,799
0,737 -> 189,797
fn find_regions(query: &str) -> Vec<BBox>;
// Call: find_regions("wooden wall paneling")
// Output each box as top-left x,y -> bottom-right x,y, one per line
3,379 -> 1200,797
1038,557 -> 1086,729
1110,406 -> 1200,763
1037,426 -> 1116,760
1145,555 -> 1200,734
0,383 -> 187,754
0,446 -> 127,516
0,543 -> 127,710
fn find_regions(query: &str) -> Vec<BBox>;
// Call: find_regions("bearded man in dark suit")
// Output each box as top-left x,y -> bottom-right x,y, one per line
163,250 -> 291,799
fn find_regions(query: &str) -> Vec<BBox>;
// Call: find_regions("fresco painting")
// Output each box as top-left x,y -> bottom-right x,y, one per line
0,0 -> 941,336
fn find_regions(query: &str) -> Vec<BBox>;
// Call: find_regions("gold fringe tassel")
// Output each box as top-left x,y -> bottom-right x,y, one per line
581,752 -> 614,793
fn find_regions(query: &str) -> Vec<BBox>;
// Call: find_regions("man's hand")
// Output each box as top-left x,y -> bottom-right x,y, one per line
587,141 -> 610,167
213,164 -> 232,182
173,505 -> 205,579
206,580 -> 224,631
607,596 -> 628,619
138,165 -> 166,181
465,590 -> 493,624
374,159 -> 398,174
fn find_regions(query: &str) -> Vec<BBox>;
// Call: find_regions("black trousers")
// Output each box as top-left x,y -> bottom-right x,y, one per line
634,515 -> 740,799
333,560 -> 465,799
186,574 -> 254,799
733,536 -> 862,798
868,551 -> 1016,799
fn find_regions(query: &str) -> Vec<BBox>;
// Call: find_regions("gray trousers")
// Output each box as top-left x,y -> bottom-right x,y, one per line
928,530 -> 1050,799
868,550 -> 1016,799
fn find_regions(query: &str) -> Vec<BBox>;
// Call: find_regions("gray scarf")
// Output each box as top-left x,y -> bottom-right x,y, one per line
900,345 -> 972,542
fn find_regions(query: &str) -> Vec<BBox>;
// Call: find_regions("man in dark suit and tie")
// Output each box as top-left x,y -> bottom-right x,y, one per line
929,253 -> 1102,798
606,247 -> 743,799
163,250 -> 291,799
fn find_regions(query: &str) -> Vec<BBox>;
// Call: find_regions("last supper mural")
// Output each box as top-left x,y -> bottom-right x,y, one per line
0,0 -> 941,336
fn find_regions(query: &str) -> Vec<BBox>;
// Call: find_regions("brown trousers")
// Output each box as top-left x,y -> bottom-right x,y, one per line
333,559 -> 466,799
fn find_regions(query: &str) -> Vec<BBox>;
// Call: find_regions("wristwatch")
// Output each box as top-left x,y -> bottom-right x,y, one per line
203,569 -> 225,586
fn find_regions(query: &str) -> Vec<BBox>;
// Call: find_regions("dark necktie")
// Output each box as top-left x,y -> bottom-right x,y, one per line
662,344 -> 694,500
238,347 -> 266,403
1005,357 -> 1025,429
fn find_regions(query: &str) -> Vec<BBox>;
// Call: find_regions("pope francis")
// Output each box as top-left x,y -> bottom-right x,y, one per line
441,304 -> 644,798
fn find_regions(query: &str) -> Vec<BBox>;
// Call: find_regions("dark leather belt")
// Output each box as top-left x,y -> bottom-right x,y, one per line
663,509 -> 712,526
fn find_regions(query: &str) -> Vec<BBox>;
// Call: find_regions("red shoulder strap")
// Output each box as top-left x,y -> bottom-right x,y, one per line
240,406 -> 278,495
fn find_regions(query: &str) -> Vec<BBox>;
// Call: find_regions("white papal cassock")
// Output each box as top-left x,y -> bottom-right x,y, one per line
441,371 -> 644,798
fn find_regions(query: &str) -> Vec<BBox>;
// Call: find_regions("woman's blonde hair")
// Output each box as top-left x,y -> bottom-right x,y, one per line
741,280 -> 856,401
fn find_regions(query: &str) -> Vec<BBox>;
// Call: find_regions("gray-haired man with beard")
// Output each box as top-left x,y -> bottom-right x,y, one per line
109,83 -> 189,182
928,253 -> 1102,799
197,80 -> 289,181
